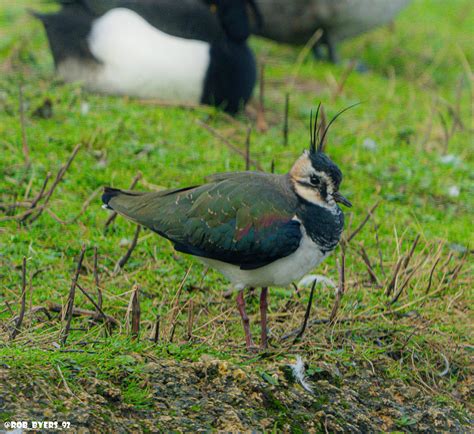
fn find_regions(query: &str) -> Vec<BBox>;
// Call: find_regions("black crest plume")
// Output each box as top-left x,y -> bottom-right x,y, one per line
309,102 -> 360,154
309,102 -> 322,154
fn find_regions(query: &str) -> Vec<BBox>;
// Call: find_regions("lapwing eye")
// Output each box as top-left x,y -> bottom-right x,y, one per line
310,174 -> 321,187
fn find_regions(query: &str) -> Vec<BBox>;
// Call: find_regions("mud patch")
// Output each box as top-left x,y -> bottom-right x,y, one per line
0,354 -> 471,432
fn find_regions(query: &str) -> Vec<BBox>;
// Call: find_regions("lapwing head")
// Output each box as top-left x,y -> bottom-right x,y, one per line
290,103 -> 356,209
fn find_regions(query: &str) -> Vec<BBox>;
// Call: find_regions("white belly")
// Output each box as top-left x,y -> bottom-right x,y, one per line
200,227 -> 329,290
58,8 -> 210,102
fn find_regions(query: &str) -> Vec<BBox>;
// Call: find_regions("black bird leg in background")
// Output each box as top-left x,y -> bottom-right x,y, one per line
236,289 -> 254,349
325,33 -> 339,64
260,287 -> 269,349
312,29 -> 339,64
312,43 -> 325,60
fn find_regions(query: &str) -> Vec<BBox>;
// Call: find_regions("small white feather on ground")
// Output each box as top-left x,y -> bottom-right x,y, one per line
289,356 -> 313,394
298,274 -> 336,289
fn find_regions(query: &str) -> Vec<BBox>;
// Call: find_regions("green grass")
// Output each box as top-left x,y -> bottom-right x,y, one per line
0,0 -> 473,428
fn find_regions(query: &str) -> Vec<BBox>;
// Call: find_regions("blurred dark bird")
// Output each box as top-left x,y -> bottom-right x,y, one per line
101,106 -> 353,350
253,0 -> 411,63
32,98 -> 53,119
33,0 -> 262,113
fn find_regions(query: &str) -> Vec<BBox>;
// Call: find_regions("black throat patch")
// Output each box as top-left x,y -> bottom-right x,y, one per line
296,200 -> 344,253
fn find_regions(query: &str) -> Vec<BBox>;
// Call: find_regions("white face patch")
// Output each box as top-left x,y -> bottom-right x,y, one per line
289,152 -> 337,210
59,8 -> 211,102
293,183 -> 337,210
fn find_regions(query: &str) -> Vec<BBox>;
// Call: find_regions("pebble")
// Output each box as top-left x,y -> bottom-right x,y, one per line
447,186 -> 460,197
81,102 -> 90,115
439,154 -> 461,165
362,138 -> 378,151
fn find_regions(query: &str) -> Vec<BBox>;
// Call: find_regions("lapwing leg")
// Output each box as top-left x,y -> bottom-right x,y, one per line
236,289 -> 254,350
260,287 -> 269,349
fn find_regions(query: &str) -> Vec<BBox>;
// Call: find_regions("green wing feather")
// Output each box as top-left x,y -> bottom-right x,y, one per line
103,172 -> 302,269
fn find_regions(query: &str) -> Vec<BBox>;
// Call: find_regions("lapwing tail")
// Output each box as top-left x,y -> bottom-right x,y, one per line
101,187 -> 145,211
102,187 -> 121,210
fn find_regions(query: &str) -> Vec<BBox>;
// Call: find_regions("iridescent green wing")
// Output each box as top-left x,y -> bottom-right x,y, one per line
104,173 -> 302,269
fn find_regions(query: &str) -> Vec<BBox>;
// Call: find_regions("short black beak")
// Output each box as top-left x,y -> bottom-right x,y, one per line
334,192 -> 352,207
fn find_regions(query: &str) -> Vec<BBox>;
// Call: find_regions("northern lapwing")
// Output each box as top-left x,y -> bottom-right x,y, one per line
101,105 -> 353,350
33,0 -> 261,114
253,0 -> 411,63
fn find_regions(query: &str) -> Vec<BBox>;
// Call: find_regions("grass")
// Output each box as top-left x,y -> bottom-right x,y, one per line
0,0 -> 473,430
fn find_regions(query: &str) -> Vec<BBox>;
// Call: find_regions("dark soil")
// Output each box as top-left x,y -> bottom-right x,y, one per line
1,354 -> 471,432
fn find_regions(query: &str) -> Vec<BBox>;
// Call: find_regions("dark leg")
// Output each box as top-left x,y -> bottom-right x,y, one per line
312,42 -> 325,60
312,25 -> 329,61
313,29 -> 339,64
324,31 -> 339,64
236,289 -> 253,350
326,39 -> 339,64
313,29 -> 367,70
260,287 -> 269,349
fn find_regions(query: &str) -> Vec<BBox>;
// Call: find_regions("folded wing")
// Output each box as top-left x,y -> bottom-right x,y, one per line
103,173 -> 302,270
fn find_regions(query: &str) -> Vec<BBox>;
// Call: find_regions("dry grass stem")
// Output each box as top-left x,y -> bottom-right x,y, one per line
114,224 -> 141,274
292,279 -> 317,344
10,305 -> 51,324
168,266 -> 192,342
57,365 -> 75,398
18,85 -> 30,166
75,283 -> 111,335
256,63 -> 268,132
10,256 -> 27,340
197,120 -> 263,170
403,235 -> 421,271
288,28 -> 323,90
69,187 -> 102,224
329,251 -> 346,324
130,284 -> 140,340
358,245 -> 380,285
61,246 -> 86,345
283,93 -> 289,146
333,60 -> 356,98
93,246 -> 102,309
19,172 -> 51,223
137,98 -> 202,109
152,314 -> 160,343
49,303 -> 118,327
318,105 -> 328,151
390,261 -> 424,305
385,256 -> 405,297
347,201 -> 380,243
372,220 -> 385,275
187,299 -> 194,340
28,143 -> 82,224
245,126 -> 251,170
